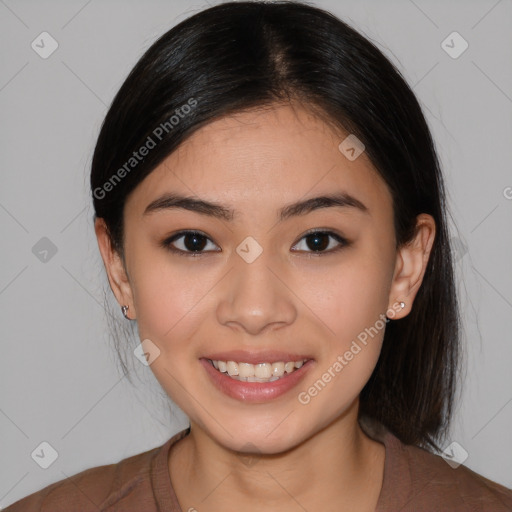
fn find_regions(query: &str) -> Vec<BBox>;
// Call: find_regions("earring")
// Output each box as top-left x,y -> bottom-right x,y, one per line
121,305 -> 131,320
386,300 -> 406,320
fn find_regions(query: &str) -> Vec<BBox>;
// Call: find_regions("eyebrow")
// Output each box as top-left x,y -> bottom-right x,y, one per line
143,191 -> 369,221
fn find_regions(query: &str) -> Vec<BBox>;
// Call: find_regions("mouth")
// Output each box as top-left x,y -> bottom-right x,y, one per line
207,358 -> 309,383
200,355 -> 315,403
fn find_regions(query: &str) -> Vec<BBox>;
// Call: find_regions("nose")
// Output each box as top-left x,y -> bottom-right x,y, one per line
216,246 -> 297,336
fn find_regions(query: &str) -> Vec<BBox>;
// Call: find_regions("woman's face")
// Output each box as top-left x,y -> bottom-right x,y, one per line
111,103 -> 407,453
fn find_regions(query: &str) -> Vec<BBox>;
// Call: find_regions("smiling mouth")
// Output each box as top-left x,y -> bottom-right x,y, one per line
207,358 -> 309,382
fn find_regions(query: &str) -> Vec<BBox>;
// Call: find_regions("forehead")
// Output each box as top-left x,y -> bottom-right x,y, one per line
127,103 -> 393,221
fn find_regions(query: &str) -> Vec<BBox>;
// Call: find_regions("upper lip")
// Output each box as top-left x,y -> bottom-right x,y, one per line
202,350 -> 314,365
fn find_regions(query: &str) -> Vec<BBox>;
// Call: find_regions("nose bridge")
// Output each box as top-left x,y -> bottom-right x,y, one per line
215,236 -> 296,334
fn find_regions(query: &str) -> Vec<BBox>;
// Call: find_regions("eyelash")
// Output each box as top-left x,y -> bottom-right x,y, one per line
160,229 -> 350,258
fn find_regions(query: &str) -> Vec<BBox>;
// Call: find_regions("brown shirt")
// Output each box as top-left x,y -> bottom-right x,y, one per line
5,423 -> 512,511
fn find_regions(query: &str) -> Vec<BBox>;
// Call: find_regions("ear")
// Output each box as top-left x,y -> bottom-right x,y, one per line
387,213 -> 436,319
94,218 -> 136,319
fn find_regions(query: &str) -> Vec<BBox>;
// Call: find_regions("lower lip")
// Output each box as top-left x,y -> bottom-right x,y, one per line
200,358 -> 314,403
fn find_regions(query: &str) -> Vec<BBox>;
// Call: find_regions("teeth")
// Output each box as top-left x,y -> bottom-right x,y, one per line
238,362 -> 254,378
284,362 -> 295,373
226,361 -> 239,376
272,362 -> 285,377
209,358 -> 308,382
255,363 -> 272,379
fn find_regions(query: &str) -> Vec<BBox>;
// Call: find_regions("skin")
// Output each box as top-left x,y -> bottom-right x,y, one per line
95,102 -> 435,511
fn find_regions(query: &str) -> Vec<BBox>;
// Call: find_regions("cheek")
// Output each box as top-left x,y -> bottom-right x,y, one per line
130,265 -> 208,404
303,255 -> 390,348
297,292 -> 387,422
295,252 -> 389,405
130,256 -> 209,353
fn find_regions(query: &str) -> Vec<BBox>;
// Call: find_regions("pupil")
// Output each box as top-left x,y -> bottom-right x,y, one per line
307,232 -> 328,251
184,233 -> 206,252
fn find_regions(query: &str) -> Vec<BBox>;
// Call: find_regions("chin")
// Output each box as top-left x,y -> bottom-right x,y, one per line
204,417 -> 314,455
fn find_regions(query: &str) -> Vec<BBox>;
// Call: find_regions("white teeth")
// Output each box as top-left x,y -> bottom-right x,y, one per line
239,362 -> 254,378
272,362 -> 285,377
226,361 -> 239,376
255,363 -> 272,379
284,362 -> 295,373
210,358 -> 308,382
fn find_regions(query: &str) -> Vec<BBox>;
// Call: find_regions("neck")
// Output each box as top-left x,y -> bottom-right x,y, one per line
169,403 -> 385,512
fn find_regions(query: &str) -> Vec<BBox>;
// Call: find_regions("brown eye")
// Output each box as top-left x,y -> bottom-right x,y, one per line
162,230 -> 220,256
292,230 -> 348,254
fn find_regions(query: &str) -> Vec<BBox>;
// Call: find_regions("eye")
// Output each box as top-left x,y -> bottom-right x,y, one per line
161,230 -> 220,257
291,230 -> 348,255
161,229 -> 349,257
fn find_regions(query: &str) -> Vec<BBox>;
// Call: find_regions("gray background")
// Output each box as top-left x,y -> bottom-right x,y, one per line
1,0 -> 511,507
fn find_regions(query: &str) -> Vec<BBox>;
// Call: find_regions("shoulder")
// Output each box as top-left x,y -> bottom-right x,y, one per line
3,439 -> 169,512
384,431 -> 512,511
359,416 -> 512,511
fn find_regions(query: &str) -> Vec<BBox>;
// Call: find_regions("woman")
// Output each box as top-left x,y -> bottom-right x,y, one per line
6,1 -> 512,510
